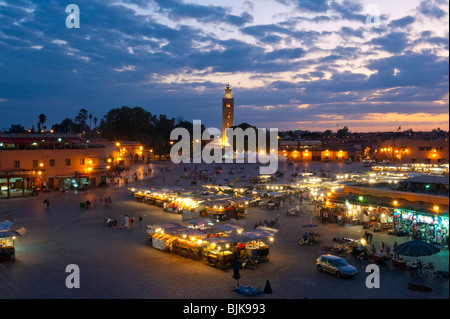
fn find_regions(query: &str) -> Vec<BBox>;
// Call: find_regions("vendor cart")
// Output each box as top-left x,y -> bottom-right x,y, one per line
299,232 -> 321,245
391,257 -> 407,270
0,230 -> 19,261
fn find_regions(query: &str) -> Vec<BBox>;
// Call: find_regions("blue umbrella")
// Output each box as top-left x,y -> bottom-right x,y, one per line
393,239 -> 440,257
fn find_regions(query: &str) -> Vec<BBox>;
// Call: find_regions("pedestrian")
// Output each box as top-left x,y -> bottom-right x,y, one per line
129,216 -> 134,230
124,214 -> 129,228
386,243 -> 391,257
381,242 -> 385,253
393,241 -> 398,257
108,196 -> 111,204
371,244 -> 376,255
105,197 -> 108,204
441,234 -> 446,249
139,216 -> 143,228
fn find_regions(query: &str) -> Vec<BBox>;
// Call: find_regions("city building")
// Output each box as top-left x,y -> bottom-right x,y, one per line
222,84 -> 234,146
374,138 -> 449,164
0,133 -> 143,198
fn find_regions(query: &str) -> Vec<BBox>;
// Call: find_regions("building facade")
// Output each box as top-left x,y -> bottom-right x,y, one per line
0,133 -> 142,197
374,138 -> 449,164
222,84 -> 234,146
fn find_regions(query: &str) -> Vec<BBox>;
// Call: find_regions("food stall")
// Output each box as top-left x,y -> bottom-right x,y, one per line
147,223 -> 185,251
0,230 -> 17,261
229,198 -> 249,218
235,229 -> 276,263
165,195 -> 201,214
172,228 -> 208,260
198,199 -> 232,221
201,236 -> 235,270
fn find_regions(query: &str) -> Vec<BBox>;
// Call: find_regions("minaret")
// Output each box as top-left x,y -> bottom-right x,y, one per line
222,83 -> 234,146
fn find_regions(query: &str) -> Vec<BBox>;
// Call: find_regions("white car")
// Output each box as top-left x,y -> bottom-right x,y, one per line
316,254 -> 358,278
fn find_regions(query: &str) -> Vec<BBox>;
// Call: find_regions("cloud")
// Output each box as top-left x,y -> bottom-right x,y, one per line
418,0 -> 447,19
370,32 -> 410,53
388,16 -> 416,28
114,65 -> 136,72
152,0 -> 253,26
0,0 -> 447,132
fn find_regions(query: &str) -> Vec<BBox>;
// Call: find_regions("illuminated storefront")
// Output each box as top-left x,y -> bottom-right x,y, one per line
393,209 -> 449,244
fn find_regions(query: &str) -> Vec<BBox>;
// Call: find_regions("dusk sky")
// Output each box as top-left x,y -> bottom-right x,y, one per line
0,0 -> 448,133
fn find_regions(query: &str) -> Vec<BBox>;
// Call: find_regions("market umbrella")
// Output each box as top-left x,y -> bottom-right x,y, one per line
232,250 -> 241,287
393,239 -> 440,257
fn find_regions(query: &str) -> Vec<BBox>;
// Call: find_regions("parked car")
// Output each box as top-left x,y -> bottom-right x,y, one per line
345,158 -> 352,164
288,161 -> 294,165
316,254 -> 358,278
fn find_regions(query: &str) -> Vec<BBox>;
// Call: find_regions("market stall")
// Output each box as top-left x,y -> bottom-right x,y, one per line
0,220 -> 23,261
229,198 -> 249,218
0,230 -> 17,261
235,230 -> 276,263
165,195 -> 201,214
147,223 -> 185,251
172,228 -> 208,260
393,210 -> 449,243
198,199 -> 232,221
201,236 -> 235,270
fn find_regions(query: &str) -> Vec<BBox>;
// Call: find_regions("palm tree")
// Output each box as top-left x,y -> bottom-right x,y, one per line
38,113 -> 46,132
93,117 -> 98,130
89,114 -> 93,130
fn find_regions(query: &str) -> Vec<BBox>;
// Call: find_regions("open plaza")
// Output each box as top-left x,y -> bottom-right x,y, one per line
1,160 -> 448,299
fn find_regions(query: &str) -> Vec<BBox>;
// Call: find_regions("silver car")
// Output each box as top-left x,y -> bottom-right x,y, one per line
316,254 -> 358,278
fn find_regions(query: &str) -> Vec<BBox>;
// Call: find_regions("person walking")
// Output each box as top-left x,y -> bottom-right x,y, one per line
139,216 -> 143,228
124,214 -> 129,228
386,243 -> 391,257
